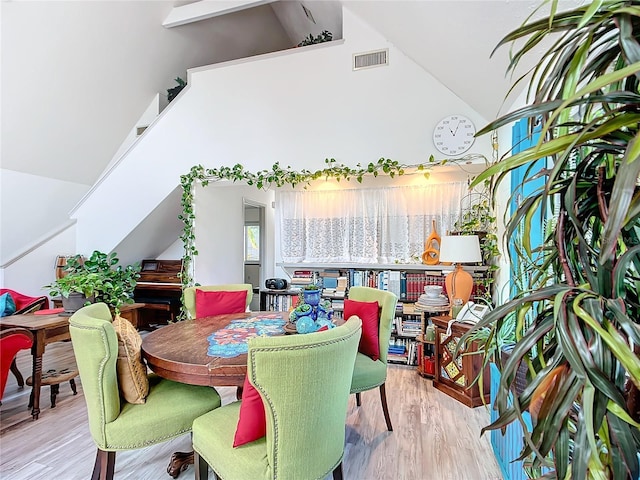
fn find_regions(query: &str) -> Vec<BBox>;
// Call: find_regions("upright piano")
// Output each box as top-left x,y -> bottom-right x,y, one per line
133,259 -> 182,328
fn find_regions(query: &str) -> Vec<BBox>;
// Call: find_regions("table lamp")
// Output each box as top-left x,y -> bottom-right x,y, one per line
438,235 -> 482,308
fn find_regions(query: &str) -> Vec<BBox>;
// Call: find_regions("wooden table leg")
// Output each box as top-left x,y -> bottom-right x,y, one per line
167,451 -> 193,478
29,330 -> 45,420
164,387 -> 243,477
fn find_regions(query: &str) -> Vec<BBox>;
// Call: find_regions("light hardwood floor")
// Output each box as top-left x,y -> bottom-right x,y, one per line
0,340 -> 503,479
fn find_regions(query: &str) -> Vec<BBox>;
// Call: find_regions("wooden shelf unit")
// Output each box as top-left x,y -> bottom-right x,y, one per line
414,304 -> 450,378
431,315 -> 490,408
278,263 -> 489,303
259,289 -> 300,312
271,264 -> 489,369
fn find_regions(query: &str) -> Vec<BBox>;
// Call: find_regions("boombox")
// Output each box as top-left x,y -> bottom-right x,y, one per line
265,278 -> 288,290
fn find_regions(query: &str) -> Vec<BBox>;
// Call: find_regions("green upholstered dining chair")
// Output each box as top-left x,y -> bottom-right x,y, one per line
192,316 -> 362,480
68,303 -> 221,480
183,284 -> 254,319
347,286 -> 398,431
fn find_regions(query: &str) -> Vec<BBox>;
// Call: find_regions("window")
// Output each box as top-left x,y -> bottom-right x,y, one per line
276,182 -> 468,264
244,225 -> 260,262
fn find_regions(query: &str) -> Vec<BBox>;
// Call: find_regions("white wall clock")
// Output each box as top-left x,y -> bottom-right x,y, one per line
432,114 -> 476,156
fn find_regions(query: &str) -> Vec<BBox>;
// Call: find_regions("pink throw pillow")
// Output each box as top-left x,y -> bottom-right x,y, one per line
233,374 -> 266,447
344,299 -> 380,361
195,289 -> 247,318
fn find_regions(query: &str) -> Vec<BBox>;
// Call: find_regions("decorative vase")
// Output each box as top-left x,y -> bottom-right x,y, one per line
296,313 -> 317,334
302,289 -> 321,307
421,220 -> 441,265
315,314 -> 334,330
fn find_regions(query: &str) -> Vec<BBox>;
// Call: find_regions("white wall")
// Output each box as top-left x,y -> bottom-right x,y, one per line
1,224 -> 76,299
101,94 -> 161,178
1,1 -> 292,266
158,239 -> 184,260
0,170 -> 88,265
71,6 -> 492,258
193,183 -> 275,286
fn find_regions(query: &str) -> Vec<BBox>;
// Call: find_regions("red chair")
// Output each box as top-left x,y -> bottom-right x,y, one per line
0,289 -> 49,388
0,328 -> 34,402
0,289 -> 49,315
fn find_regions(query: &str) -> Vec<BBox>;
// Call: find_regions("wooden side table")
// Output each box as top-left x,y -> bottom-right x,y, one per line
431,315 -> 490,408
51,300 -> 144,329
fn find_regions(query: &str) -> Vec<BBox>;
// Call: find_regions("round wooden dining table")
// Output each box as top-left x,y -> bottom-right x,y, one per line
141,310 -> 290,389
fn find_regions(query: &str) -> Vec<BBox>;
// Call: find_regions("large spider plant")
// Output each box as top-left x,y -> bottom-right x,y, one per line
465,1 -> 640,478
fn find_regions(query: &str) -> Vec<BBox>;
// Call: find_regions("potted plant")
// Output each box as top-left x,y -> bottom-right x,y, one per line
44,270 -> 102,314
167,77 -> 186,103
464,2 -> 640,478
45,251 -> 141,315
297,30 -> 332,47
302,284 -> 321,307
452,194 -> 499,303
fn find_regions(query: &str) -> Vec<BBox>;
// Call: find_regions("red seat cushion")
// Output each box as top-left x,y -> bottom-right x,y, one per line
344,299 -> 380,361
0,331 -> 33,399
195,290 -> 247,318
233,374 -> 266,447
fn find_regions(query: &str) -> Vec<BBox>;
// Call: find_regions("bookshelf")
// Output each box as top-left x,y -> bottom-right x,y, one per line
271,264 -> 490,368
413,304 -> 450,377
259,289 -> 300,312
270,263 -> 489,370
278,263 -> 489,303
388,303 -> 421,365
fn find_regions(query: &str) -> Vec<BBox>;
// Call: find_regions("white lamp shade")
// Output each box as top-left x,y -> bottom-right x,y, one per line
439,235 -> 482,263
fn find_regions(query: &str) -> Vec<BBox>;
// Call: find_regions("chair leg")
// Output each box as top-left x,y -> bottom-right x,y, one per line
194,451 -> 209,480
379,383 -> 393,431
355,392 -> 361,407
333,462 -> 344,480
70,378 -> 78,395
92,449 -> 116,480
10,359 -> 24,388
50,384 -> 59,408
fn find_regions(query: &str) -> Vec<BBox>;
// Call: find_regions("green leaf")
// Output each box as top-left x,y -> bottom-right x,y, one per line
600,132 -> 640,263
577,0 -> 603,28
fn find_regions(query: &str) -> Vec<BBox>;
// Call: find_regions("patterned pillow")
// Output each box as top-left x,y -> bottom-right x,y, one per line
112,315 -> 149,404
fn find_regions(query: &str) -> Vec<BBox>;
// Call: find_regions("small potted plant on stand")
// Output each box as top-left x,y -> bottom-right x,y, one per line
44,271 -> 102,315
44,251 -> 141,316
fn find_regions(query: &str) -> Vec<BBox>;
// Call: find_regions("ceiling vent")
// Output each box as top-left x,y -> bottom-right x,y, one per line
353,49 -> 389,71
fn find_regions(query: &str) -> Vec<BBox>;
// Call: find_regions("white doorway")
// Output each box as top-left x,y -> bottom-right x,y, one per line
244,200 -> 265,311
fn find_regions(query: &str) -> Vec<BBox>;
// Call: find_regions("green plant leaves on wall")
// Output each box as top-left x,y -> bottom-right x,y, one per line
177,155 -> 492,320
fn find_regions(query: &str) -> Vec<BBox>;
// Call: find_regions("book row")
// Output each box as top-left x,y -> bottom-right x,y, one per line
387,337 -> 418,366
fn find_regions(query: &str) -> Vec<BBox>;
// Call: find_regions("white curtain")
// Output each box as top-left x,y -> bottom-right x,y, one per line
276,182 -> 467,263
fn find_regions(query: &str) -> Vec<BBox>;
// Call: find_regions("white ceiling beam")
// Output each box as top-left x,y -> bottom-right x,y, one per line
163,0 -> 277,28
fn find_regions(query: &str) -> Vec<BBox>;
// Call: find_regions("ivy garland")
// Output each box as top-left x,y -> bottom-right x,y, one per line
177,155 -> 486,320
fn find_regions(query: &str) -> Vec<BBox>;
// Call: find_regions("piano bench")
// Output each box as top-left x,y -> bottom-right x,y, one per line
142,302 -> 172,312
135,298 -> 179,326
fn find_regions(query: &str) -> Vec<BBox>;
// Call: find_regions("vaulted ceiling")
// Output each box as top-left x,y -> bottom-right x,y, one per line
2,0 -> 583,188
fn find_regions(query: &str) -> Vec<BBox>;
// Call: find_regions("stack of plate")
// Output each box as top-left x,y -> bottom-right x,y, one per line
416,294 -> 449,308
